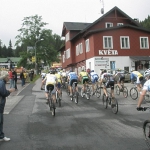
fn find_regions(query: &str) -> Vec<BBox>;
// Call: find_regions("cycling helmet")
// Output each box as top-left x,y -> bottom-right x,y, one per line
91,70 -> 94,72
49,70 -> 55,74
144,69 -> 150,77
69,69 -> 73,72
87,68 -> 91,73
103,70 -> 107,73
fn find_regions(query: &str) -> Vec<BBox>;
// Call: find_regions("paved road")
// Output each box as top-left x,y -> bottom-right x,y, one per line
1,79 -> 149,150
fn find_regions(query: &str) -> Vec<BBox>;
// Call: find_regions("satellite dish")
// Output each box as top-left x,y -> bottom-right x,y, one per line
101,8 -> 104,14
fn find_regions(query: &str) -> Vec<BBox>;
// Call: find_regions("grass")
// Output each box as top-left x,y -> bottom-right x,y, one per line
30,75 -> 40,83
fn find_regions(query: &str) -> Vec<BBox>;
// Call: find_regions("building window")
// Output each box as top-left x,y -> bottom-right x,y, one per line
76,45 -> 79,56
105,22 -> 113,28
103,36 -> 113,49
65,32 -> 70,42
117,23 -> 123,26
120,36 -> 130,49
79,43 -> 83,54
66,48 -> 70,59
85,39 -> 90,52
140,37 -> 149,49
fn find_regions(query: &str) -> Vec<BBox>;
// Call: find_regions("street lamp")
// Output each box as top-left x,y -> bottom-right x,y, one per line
35,39 -> 44,74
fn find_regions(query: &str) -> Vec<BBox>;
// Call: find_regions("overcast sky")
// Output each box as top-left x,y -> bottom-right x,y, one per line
0,0 -> 150,48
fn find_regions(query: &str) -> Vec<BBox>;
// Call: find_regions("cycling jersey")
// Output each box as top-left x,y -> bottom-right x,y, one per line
101,73 -> 114,81
45,74 -> 57,86
68,72 -> 78,86
90,72 -> 99,83
62,72 -> 67,77
55,73 -> 61,83
131,71 -> 143,84
79,71 -> 89,84
143,79 -> 150,91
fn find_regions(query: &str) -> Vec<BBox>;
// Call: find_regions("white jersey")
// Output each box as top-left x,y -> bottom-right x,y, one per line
90,72 -> 99,80
41,72 -> 46,78
142,79 -> 150,91
45,74 -> 57,86
62,72 -> 67,77
101,72 -> 114,81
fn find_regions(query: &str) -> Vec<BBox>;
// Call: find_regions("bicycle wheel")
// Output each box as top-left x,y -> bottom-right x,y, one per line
144,92 -> 150,103
102,94 -> 108,109
86,87 -> 91,100
111,98 -> 118,114
123,86 -> 128,98
51,103 -> 55,116
130,87 -> 138,100
80,88 -> 84,98
74,92 -> 78,104
96,87 -> 101,98
58,98 -> 61,107
143,120 -> 150,149
115,85 -> 120,95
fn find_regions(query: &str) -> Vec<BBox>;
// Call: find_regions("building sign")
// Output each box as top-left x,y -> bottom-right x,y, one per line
99,50 -> 118,55
95,58 -> 109,66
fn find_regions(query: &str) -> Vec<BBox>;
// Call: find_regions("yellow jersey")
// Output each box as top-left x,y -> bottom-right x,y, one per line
79,71 -> 88,77
55,73 -> 61,83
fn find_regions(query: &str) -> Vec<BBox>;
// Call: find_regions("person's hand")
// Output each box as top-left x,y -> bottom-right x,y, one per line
9,88 -> 15,93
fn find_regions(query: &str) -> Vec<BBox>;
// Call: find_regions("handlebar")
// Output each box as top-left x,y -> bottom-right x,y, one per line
137,107 -> 150,111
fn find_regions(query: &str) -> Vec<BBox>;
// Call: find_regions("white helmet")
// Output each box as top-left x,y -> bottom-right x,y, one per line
144,69 -> 150,77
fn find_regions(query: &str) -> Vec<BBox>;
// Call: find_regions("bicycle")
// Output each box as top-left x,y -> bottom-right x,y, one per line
137,107 -> 150,149
102,86 -> 118,114
93,82 -> 101,98
130,82 -> 138,100
61,77 -> 67,89
81,82 -> 92,100
47,84 -> 56,116
115,83 -> 128,98
144,91 -> 150,103
70,82 -> 78,104
55,89 -> 61,107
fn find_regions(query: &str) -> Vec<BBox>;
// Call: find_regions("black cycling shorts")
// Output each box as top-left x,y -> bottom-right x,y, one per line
46,84 -> 54,91
70,79 -> 78,87
104,81 -> 115,90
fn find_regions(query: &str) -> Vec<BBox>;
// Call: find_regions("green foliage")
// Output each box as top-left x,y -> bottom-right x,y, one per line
140,15 -> 150,30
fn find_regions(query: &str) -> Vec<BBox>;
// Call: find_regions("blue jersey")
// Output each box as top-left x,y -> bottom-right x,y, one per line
68,72 -> 78,80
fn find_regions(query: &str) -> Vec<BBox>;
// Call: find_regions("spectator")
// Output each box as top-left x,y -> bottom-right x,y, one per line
8,68 -> 14,88
20,69 -> 25,87
12,68 -> 18,90
0,71 -> 15,141
29,69 -> 34,81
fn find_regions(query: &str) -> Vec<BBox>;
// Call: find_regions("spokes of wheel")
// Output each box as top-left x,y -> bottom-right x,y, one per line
115,85 -> 120,95
102,94 -> 108,109
130,87 -> 138,100
96,87 -> 101,98
86,88 -> 91,100
123,87 -> 128,98
143,120 -> 150,149
111,98 -> 118,114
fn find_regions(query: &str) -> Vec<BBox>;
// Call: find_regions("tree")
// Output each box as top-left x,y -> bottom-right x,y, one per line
15,15 -> 64,70
7,40 -> 14,57
140,15 -> 150,30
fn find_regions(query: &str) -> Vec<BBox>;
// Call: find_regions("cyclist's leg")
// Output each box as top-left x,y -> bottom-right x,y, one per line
110,81 -> 115,98
57,82 -> 62,99
69,80 -> 73,96
103,82 -> 108,97
136,77 -> 142,92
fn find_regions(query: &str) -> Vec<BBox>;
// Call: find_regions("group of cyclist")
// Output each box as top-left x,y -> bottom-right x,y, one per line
40,66 -> 150,111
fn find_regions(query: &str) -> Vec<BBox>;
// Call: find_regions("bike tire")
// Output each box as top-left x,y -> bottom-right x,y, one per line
102,94 -> 108,109
143,120 -> 150,149
144,93 -> 150,103
80,88 -> 84,98
115,85 -> 120,95
58,98 -> 61,107
111,98 -> 118,114
52,104 -> 55,116
130,87 -> 138,100
74,93 -> 78,104
96,87 -> 101,98
86,87 -> 91,100
123,86 -> 128,98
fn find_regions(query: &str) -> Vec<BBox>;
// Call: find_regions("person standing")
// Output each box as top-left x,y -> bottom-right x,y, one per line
29,69 -> 34,81
12,68 -> 18,90
8,68 -> 14,88
0,71 -> 15,142
20,69 -> 25,87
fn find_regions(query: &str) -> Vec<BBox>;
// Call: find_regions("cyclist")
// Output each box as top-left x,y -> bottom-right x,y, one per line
86,68 -> 91,79
79,69 -> 89,95
90,70 -> 99,95
101,70 -> 115,100
41,70 -> 57,104
55,70 -> 62,100
114,69 -> 125,92
137,69 -> 150,109
67,69 -> 79,98
61,69 -> 67,87
130,70 -> 144,92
